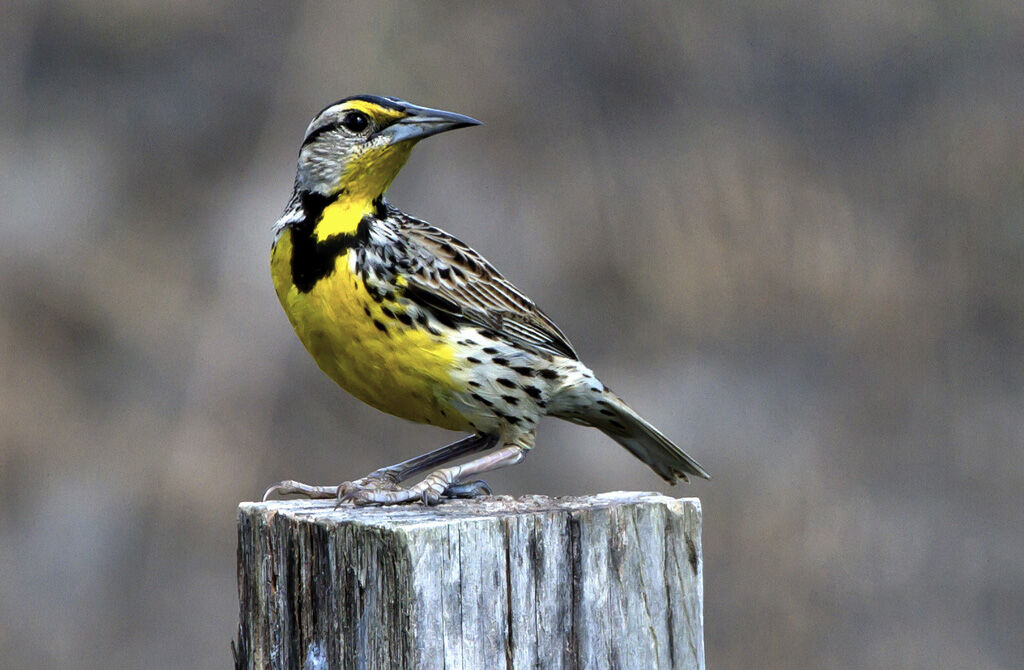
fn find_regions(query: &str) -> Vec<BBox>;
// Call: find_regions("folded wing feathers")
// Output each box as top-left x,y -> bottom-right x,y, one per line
392,213 -> 578,359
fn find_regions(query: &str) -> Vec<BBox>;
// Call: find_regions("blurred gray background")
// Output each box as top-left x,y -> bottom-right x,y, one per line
2,1 -> 1022,667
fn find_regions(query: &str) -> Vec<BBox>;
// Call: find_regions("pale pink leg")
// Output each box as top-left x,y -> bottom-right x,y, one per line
344,444 -> 527,506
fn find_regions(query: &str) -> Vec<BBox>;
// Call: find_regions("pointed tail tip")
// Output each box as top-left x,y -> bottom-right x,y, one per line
669,461 -> 711,484
693,463 -> 712,481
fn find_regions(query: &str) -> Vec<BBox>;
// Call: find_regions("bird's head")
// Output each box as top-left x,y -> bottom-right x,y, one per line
294,95 -> 481,203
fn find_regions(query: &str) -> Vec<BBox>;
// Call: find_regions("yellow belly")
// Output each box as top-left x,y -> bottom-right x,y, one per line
271,229 -> 471,431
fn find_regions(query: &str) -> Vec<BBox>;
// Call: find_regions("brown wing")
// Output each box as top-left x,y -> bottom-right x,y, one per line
389,214 -> 578,360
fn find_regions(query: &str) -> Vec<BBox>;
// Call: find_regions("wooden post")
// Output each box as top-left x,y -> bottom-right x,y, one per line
236,492 -> 704,669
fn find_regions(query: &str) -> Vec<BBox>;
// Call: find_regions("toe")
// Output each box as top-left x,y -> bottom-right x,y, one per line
444,480 -> 491,499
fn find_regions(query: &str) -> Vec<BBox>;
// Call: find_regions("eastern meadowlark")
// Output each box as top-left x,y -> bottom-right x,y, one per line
265,95 -> 708,505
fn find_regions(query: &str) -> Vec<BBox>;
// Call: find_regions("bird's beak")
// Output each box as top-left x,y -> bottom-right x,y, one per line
375,104 -> 482,145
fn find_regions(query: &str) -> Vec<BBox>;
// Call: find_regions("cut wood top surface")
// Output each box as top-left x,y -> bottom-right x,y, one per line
242,491 -> 701,528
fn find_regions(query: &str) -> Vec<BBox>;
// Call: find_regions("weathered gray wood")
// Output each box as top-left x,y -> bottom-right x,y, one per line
236,492 -> 704,669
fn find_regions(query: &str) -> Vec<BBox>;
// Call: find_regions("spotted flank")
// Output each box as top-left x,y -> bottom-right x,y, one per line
268,95 -> 708,506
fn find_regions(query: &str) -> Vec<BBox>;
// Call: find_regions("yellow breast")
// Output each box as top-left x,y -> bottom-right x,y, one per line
271,228 -> 472,431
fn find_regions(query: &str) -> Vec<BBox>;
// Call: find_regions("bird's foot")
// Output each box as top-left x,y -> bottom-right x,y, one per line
335,470 -> 404,500
341,469 -> 491,507
262,468 -> 401,501
264,473 -> 490,506
343,444 -> 523,506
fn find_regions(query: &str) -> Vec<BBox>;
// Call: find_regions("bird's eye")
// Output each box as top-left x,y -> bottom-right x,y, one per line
340,111 -> 369,133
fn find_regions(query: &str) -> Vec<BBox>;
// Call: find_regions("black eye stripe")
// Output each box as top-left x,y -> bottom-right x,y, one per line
301,112 -> 370,146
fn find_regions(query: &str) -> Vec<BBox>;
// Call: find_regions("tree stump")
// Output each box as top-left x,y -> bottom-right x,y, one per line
236,492 -> 704,669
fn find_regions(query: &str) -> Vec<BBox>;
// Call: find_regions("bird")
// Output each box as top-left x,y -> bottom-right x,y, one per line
264,95 -> 709,506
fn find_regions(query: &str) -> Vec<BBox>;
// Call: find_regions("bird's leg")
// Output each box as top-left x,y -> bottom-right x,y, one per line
263,433 -> 497,501
342,443 -> 527,506
334,432 -> 497,500
353,433 -> 498,487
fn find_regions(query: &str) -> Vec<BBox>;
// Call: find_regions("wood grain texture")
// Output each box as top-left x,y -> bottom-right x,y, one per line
236,492 -> 703,669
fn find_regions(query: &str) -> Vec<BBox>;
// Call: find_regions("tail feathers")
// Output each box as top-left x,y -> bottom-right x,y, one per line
560,392 -> 710,484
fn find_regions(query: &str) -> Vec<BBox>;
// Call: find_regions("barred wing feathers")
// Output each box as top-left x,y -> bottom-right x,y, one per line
389,213 -> 578,360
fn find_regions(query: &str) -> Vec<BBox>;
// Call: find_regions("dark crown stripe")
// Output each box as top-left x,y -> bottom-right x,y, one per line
313,95 -> 407,120
339,95 -> 407,112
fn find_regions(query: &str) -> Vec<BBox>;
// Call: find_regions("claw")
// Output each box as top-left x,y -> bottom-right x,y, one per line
336,490 -> 381,507
332,472 -> 405,506
444,480 -> 491,499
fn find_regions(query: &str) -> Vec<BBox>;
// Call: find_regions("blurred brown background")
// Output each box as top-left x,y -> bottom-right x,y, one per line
1,1 -> 1022,667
